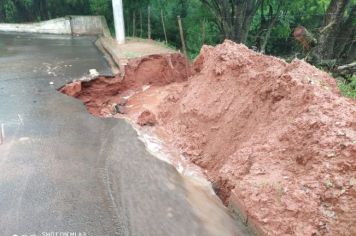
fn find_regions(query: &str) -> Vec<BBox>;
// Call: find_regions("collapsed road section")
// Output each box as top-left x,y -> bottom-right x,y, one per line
0,33 -> 248,236
60,40 -> 356,236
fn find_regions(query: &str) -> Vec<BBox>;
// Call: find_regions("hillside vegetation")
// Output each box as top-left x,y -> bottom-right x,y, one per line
0,0 -> 355,96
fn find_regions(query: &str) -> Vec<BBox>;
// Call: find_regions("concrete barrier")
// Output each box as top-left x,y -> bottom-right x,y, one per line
0,16 -> 111,36
70,16 -> 111,37
0,17 -> 71,34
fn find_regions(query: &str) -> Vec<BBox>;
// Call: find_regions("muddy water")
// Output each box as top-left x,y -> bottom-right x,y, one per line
134,124 -> 252,236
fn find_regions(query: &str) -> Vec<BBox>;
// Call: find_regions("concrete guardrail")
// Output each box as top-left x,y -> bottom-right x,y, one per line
0,16 -> 111,37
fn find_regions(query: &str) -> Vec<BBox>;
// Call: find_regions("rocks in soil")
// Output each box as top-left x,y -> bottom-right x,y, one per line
59,81 -> 81,97
114,104 -> 127,114
137,110 -> 157,126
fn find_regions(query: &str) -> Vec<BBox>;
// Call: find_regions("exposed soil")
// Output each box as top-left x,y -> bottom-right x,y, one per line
59,40 -> 356,236
60,53 -> 188,116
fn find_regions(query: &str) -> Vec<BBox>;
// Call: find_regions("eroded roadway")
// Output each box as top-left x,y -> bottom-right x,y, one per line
0,33 -> 245,236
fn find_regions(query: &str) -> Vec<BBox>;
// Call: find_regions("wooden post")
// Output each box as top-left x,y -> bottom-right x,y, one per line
177,15 -> 188,59
161,9 -> 168,44
148,6 -> 151,40
201,20 -> 206,46
68,16 -> 74,36
132,11 -> 136,37
177,15 -> 190,76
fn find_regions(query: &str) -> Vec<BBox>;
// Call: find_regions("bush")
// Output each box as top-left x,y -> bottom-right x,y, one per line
338,76 -> 356,99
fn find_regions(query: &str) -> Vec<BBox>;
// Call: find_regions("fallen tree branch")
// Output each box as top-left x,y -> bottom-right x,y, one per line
337,61 -> 356,71
334,61 -> 356,78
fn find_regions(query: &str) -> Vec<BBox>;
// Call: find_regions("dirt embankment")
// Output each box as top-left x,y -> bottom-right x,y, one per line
60,40 -> 356,236
60,53 -> 188,116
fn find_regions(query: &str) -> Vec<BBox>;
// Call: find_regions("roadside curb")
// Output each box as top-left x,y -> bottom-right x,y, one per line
96,36 -> 127,76
95,38 -> 120,75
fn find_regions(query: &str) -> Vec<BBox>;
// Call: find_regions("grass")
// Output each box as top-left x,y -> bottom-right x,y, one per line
338,76 -> 356,99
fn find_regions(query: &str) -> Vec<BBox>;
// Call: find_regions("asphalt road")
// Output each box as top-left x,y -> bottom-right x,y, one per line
0,33 -> 246,236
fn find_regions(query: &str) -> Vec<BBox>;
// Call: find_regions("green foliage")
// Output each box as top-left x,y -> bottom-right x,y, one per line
3,0 -> 18,22
0,0 -> 354,61
247,0 -> 332,56
338,76 -> 356,99
120,0 -> 220,58
89,0 -> 113,28
183,0 -> 220,58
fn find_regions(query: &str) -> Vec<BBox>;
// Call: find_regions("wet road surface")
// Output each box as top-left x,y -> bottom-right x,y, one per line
0,33 -> 246,236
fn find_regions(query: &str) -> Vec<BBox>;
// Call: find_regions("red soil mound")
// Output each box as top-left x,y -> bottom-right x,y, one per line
60,40 -> 356,236
158,41 -> 356,236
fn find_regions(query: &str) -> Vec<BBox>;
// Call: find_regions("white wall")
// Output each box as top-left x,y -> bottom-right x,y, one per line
0,16 -> 111,36
0,18 -> 71,34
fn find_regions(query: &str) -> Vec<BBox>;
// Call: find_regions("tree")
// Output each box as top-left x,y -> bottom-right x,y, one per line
317,0 -> 354,61
0,0 -> 18,22
200,0 -> 262,43
0,0 -> 354,63
293,0 -> 355,64
255,0 -> 285,53
330,3 -> 356,62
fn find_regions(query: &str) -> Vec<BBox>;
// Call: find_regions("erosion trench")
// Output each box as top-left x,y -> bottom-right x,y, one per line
60,40 -> 356,236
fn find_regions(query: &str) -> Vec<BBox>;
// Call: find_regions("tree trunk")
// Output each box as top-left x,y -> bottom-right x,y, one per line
256,1 -> 283,53
294,0 -> 354,66
34,0 -> 49,21
201,0 -> 261,43
346,42 -> 356,63
260,20 -> 275,53
333,5 -> 356,62
317,0 -> 350,59
232,0 -> 261,43
0,4 -> 5,22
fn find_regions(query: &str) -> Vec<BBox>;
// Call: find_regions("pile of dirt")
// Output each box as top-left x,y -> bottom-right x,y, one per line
157,41 -> 356,236
60,40 -> 356,236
